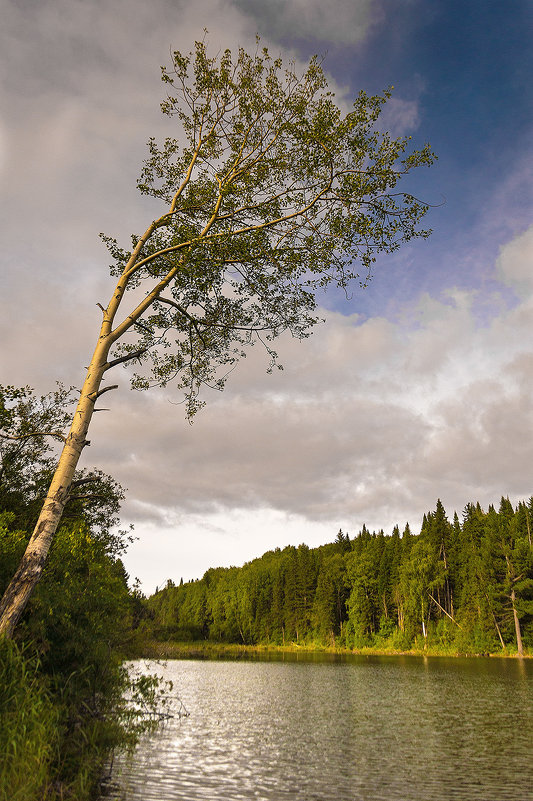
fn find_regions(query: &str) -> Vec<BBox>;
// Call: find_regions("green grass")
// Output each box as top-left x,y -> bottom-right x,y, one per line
0,639 -> 58,801
138,638 -> 531,661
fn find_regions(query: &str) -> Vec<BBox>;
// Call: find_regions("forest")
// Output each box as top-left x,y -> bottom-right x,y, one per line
144,497 -> 533,656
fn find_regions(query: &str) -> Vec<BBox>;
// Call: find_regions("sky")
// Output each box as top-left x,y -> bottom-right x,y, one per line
1,0 -> 532,592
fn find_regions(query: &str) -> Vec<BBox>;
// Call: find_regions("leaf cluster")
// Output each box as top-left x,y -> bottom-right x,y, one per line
0,385 -> 125,543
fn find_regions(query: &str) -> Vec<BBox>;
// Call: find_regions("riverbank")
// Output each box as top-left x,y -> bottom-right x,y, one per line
138,639 -> 530,660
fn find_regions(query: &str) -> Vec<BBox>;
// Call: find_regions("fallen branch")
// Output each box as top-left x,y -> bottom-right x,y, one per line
428,593 -> 463,630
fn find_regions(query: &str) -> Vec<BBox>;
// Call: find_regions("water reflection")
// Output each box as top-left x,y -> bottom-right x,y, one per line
104,657 -> 533,801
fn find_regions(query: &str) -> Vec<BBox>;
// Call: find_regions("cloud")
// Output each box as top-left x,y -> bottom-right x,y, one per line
231,0 -> 381,46
107,229 -> 533,590
1,1 -> 531,588
0,0 -> 259,389
80,228 -> 532,535
496,225 -> 533,297
123,508 -> 337,587
85,228 -> 533,536
378,96 -> 420,136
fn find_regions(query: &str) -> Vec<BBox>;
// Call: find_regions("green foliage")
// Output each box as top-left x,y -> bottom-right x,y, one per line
312,552 -> 348,642
0,521 -> 136,798
144,497 -> 533,656
0,514 -> 26,592
0,384 -> 74,531
0,515 -> 173,799
0,385 -> 125,537
345,536 -> 381,639
0,640 -> 58,801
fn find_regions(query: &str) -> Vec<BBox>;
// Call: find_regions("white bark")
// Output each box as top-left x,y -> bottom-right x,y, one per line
0,339 -> 110,637
0,217 -> 161,637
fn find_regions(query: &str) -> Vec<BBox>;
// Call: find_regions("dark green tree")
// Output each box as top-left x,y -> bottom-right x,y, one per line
345,535 -> 381,644
284,544 -> 318,641
312,551 -> 348,642
423,500 -> 454,620
494,498 -> 533,656
335,529 -> 351,553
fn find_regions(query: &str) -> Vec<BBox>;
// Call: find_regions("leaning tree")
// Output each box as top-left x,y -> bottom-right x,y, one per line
0,40 -> 435,636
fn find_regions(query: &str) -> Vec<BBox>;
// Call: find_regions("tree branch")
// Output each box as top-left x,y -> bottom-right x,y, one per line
103,349 -> 150,372
0,431 -> 67,443
70,477 -> 100,488
87,385 -> 119,401
427,593 -> 463,630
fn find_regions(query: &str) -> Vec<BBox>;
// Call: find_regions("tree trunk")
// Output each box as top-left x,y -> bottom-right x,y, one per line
0,340 -> 110,638
0,217 -> 176,639
511,588 -> 524,658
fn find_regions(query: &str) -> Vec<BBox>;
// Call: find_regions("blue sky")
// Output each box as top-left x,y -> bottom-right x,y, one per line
311,0 -> 532,319
1,0 -> 532,590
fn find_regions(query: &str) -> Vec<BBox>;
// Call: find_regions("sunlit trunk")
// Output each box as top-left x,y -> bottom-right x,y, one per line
0,341 -> 110,638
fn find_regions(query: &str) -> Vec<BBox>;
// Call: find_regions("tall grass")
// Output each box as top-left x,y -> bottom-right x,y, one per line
0,639 -> 58,801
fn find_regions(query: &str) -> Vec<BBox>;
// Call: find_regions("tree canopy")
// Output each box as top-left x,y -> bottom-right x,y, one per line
103,40 -> 434,414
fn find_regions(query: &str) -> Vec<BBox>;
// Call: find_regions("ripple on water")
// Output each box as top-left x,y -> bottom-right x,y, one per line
103,657 -> 533,801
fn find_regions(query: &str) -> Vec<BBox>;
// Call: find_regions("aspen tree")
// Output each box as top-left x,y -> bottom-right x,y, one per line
0,40 -> 434,636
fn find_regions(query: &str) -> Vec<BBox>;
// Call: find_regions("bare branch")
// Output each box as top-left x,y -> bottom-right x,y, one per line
104,349 -> 150,371
70,476 -> 100,488
427,593 -> 463,630
87,385 -> 119,400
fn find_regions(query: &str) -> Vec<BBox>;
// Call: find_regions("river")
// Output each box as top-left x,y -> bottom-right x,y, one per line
102,654 -> 533,800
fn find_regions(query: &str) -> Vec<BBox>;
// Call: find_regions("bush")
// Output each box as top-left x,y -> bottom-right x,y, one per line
0,520 -> 155,800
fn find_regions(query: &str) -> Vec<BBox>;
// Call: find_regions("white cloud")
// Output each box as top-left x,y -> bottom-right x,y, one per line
85,224 -> 533,589
496,225 -> 533,297
378,96 -> 420,136
123,508 -> 336,590
6,221 -> 532,590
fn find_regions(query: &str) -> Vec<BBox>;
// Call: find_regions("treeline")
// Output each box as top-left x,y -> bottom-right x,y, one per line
145,498 -> 533,655
0,386 -> 159,801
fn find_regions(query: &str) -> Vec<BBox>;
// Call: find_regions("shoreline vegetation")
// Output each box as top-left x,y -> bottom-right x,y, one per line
142,497 -> 533,663
0,388 -> 165,800
1,489 -> 532,801
139,639 -> 531,661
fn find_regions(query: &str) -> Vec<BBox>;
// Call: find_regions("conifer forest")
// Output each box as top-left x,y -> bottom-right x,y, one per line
145,497 -> 533,656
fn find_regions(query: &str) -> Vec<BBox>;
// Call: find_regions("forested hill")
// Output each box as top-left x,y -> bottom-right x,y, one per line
144,498 -> 533,655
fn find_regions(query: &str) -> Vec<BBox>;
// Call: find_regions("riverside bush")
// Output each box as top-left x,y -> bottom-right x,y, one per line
0,519 -> 163,800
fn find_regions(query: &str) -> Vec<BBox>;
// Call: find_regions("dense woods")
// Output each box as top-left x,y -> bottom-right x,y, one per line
144,498 -> 533,655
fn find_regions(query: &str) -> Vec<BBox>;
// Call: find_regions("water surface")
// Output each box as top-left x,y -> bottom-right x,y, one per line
104,655 -> 533,800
